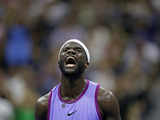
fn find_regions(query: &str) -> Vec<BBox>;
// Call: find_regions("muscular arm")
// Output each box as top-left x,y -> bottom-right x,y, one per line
98,87 -> 121,120
35,93 -> 50,120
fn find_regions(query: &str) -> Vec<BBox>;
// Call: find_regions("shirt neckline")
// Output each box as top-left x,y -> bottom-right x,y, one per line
58,80 -> 89,104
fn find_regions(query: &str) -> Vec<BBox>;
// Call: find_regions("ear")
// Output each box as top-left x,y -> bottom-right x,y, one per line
85,62 -> 89,68
58,60 -> 60,65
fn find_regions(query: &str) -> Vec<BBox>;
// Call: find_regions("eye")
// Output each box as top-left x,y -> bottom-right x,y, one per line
63,47 -> 69,52
75,48 -> 82,52
63,49 -> 67,52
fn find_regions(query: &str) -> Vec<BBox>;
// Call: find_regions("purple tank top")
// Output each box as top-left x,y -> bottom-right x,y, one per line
48,80 -> 102,120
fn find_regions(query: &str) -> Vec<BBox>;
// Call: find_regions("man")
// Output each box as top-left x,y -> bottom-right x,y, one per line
35,39 -> 121,120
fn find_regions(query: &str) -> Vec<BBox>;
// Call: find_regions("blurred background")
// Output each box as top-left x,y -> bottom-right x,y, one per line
0,0 -> 160,120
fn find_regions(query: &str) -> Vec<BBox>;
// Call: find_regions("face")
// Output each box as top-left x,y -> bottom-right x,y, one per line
58,42 -> 88,76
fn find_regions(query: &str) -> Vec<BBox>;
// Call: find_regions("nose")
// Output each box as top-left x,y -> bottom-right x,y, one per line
67,49 -> 76,55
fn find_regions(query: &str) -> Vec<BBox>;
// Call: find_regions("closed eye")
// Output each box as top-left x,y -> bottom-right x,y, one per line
63,47 -> 70,52
75,48 -> 82,52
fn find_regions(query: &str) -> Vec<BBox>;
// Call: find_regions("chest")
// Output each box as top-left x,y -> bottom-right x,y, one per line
53,98 -> 98,120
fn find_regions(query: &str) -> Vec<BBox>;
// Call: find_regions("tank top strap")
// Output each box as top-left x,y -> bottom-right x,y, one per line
87,81 -> 102,120
86,80 -> 99,97
47,84 -> 60,120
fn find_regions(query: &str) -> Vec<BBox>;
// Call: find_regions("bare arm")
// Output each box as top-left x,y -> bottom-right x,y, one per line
98,87 -> 121,120
35,93 -> 50,120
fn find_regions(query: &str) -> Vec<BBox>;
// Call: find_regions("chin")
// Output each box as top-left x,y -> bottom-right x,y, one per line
63,69 -> 78,75
59,63 -> 85,77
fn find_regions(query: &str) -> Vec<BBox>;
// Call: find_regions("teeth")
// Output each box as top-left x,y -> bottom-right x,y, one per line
66,64 -> 75,67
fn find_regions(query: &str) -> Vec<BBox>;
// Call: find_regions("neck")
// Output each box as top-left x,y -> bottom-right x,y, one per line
60,74 -> 86,99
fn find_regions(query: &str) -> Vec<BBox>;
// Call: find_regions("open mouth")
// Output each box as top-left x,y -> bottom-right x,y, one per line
65,57 -> 76,67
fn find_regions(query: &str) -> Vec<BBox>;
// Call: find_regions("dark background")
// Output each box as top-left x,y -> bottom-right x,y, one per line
0,0 -> 160,120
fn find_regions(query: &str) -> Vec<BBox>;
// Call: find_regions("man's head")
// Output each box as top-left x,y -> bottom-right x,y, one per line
58,39 -> 90,77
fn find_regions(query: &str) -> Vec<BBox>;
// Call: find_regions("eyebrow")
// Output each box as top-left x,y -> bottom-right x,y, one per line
75,47 -> 82,49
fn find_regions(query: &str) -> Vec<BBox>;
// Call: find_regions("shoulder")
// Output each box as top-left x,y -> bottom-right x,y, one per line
35,86 -> 58,120
35,92 -> 50,115
97,86 -> 121,118
97,87 -> 116,104
36,86 -> 57,111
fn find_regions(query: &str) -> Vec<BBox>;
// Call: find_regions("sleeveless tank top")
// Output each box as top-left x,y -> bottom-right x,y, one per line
48,80 -> 102,120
